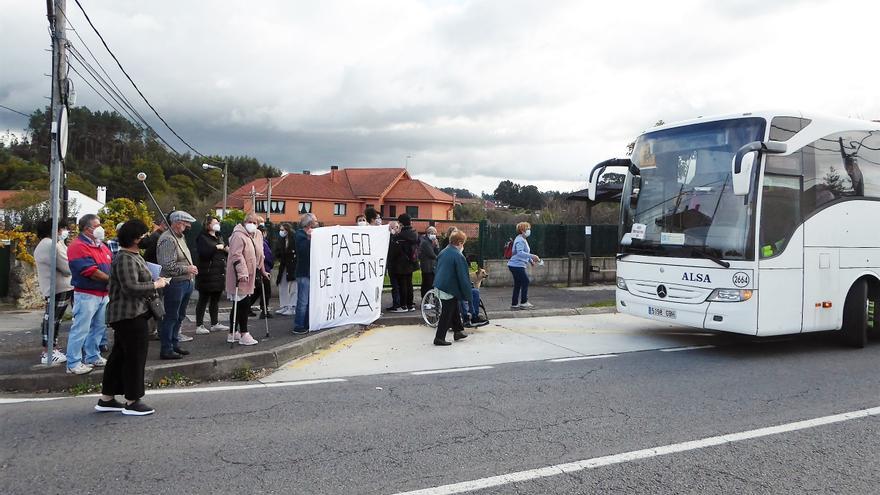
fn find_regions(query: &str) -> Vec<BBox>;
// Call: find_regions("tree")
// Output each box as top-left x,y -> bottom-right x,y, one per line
440,187 -> 475,199
518,185 -> 544,210
493,180 -> 520,206
99,198 -> 153,239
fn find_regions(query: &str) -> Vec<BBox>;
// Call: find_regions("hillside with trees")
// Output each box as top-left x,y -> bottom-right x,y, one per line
0,106 -> 280,217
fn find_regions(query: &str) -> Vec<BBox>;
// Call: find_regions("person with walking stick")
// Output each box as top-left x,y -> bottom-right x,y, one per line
157,211 -> 198,359
225,213 -> 266,346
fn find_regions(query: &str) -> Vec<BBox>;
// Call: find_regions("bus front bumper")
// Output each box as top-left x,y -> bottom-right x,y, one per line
616,288 -> 758,336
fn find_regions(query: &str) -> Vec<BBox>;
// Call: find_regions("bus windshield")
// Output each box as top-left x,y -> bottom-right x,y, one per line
624,117 -> 765,261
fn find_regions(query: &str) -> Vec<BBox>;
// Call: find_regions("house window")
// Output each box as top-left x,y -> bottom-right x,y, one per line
334,203 -> 347,216
379,205 -> 385,216
389,205 -> 397,217
255,200 -> 268,213
298,202 -> 312,214
406,206 -> 419,218
270,200 -> 285,214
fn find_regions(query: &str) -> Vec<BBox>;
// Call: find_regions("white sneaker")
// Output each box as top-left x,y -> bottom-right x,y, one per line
238,333 -> 259,346
178,332 -> 194,342
226,331 -> 241,343
41,349 -> 68,366
519,302 -> 535,309
281,307 -> 295,316
211,323 -> 230,332
89,356 -> 107,367
510,304 -> 520,310
195,325 -> 210,335
275,306 -> 288,314
66,362 -> 93,375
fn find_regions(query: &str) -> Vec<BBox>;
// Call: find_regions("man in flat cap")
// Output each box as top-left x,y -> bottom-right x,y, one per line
157,210 -> 199,359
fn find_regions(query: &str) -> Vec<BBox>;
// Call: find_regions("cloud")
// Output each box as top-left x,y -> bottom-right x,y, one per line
1,0 -> 878,197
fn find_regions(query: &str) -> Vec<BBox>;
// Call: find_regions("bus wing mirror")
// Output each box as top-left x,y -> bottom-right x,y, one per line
586,164 -> 607,202
732,141 -> 788,196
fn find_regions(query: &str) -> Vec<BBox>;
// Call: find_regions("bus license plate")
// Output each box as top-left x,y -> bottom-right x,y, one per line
648,306 -> 676,319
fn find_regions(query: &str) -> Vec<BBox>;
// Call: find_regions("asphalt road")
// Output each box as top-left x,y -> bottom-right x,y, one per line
3,320 -> 880,494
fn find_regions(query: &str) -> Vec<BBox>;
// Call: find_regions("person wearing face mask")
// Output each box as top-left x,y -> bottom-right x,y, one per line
156,210 -> 199,359
355,214 -> 367,226
252,222 -> 275,319
225,213 -> 268,345
273,222 -> 297,316
418,226 -> 440,302
507,222 -> 540,310
432,230 -> 471,345
194,217 -> 229,335
292,213 -> 318,333
65,214 -> 113,374
34,219 -> 73,366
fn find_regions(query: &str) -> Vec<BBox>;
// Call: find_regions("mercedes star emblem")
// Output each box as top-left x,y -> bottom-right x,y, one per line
657,284 -> 668,298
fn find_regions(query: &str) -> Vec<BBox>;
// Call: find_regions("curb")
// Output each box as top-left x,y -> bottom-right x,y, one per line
0,324 -> 364,393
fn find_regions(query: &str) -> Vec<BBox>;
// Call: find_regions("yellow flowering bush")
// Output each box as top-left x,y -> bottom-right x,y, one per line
0,229 -> 38,265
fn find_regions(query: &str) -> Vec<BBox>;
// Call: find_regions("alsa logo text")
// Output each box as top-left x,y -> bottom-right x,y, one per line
682,272 -> 711,283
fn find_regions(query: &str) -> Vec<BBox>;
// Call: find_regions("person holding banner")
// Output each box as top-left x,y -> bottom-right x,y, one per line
225,213 -> 267,345
432,230 -> 470,346
292,213 -> 318,333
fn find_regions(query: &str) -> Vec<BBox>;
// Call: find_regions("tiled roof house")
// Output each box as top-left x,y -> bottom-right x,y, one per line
217,167 -> 454,225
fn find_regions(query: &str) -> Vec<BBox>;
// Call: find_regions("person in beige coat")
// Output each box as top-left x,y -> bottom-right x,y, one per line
34,219 -> 74,365
225,213 -> 267,345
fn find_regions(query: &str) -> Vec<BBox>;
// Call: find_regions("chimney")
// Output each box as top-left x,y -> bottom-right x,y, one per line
330,165 -> 340,182
303,170 -> 310,175
96,186 -> 107,204
330,165 -> 339,171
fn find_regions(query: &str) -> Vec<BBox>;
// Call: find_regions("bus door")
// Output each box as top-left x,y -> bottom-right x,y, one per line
757,173 -> 804,335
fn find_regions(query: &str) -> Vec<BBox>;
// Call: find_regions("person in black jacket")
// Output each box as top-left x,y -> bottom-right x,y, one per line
418,226 -> 439,301
139,216 -> 167,264
273,222 -> 297,316
194,217 -> 229,334
388,213 -> 420,312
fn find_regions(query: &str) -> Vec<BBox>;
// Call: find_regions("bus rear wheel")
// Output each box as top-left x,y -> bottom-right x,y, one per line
842,280 -> 868,348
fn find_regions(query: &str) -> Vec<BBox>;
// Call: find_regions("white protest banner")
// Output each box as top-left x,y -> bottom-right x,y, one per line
309,225 -> 390,331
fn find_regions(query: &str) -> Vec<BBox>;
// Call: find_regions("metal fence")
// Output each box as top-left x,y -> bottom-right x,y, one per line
479,223 -> 618,261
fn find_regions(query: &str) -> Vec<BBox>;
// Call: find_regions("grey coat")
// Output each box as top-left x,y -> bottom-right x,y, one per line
418,235 -> 439,273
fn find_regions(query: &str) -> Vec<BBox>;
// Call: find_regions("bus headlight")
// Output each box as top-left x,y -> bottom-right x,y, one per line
707,289 -> 753,302
616,277 -> 627,290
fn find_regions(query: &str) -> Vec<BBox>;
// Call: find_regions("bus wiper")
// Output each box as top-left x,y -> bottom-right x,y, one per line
689,246 -> 730,268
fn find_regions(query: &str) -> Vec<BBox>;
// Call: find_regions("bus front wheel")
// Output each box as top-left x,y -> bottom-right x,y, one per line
842,280 -> 868,348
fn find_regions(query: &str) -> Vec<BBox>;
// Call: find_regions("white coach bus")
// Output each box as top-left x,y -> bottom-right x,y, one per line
588,111 -> 880,346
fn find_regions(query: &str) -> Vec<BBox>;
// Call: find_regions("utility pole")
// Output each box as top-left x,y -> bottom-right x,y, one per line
266,177 -> 272,222
45,0 -> 68,366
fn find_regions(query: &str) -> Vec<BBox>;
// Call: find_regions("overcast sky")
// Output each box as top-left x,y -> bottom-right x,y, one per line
2,0 -> 878,196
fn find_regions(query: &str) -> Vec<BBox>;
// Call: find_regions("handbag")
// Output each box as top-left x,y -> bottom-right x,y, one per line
147,292 -> 165,320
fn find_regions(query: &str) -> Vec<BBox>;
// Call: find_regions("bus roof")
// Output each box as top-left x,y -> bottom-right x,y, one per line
646,111 -> 880,135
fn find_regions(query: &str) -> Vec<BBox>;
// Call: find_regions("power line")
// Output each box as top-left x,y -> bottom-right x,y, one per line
0,104 -> 31,118
72,0 -> 210,159
66,50 -> 219,192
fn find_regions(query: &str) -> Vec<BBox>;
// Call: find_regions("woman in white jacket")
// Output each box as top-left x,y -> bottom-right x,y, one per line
34,219 -> 74,365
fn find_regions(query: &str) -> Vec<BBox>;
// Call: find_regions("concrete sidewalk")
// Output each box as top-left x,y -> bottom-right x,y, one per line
0,284 -> 615,393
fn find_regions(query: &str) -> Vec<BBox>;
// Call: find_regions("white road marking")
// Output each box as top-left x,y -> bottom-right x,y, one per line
549,354 -> 618,363
411,366 -> 494,376
0,378 -> 347,404
391,405 -> 880,495
660,345 -> 716,352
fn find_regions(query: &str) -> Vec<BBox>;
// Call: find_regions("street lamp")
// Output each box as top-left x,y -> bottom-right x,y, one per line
202,162 -> 228,219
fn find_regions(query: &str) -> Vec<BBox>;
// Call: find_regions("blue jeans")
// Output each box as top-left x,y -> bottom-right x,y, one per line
509,266 -> 529,305
66,292 -> 108,369
160,280 -> 193,354
459,288 -> 481,321
294,277 -> 310,330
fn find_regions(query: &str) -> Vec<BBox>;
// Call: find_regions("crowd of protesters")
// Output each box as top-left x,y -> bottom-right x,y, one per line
30,202 -> 537,413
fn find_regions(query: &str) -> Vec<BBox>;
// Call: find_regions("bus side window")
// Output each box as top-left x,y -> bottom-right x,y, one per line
760,175 -> 801,258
